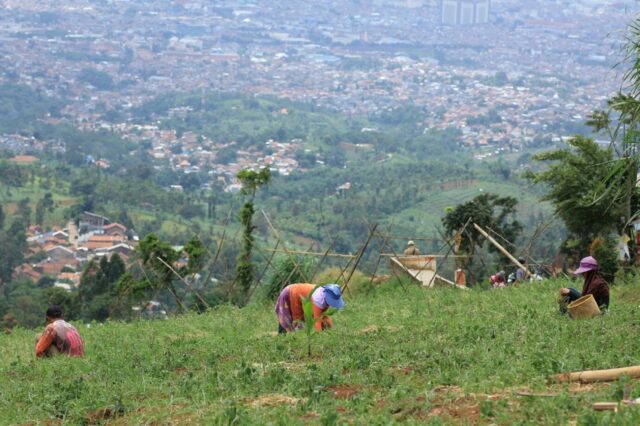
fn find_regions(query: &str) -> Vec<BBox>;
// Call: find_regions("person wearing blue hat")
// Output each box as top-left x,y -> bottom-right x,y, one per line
275,283 -> 345,334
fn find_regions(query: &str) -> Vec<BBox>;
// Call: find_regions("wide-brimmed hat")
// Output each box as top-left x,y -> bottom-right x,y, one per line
574,256 -> 598,275
407,240 -> 415,246
323,284 -> 345,309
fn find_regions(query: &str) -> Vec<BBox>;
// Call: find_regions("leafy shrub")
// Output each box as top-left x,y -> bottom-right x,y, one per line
590,236 -> 619,284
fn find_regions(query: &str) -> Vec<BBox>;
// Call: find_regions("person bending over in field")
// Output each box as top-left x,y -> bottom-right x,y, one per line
558,256 -> 610,314
275,283 -> 345,334
35,305 -> 84,358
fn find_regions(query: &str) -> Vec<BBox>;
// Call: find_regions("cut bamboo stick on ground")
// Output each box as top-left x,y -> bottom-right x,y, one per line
515,391 -> 559,397
554,366 -> 640,383
593,402 -> 618,412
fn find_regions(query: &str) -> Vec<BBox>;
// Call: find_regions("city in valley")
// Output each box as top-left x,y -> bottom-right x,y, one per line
0,0 -> 634,189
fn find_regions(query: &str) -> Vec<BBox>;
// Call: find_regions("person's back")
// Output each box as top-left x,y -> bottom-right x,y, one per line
51,319 -> 84,356
35,306 -> 84,358
403,240 -> 421,256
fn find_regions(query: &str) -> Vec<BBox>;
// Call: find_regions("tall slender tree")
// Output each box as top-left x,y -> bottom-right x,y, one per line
235,168 -> 271,302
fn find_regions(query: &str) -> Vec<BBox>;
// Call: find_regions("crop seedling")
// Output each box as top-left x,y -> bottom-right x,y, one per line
295,286 -> 337,357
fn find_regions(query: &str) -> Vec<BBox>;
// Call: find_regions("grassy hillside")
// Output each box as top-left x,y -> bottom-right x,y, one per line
2,279 -> 640,424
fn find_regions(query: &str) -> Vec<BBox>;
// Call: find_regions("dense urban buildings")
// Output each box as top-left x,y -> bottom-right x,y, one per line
442,0 -> 490,25
0,0 -> 637,180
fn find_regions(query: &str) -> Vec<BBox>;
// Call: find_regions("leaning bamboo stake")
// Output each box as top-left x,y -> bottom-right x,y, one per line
341,223 -> 378,295
261,209 -> 311,284
427,218 -> 472,288
367,217 -> 397,290
554,365 -> 640,384
473,223 -> 531,278
264,249 -> 355,259
156,256 -> 210,309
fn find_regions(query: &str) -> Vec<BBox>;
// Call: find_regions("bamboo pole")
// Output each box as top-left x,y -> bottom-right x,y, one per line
473,223 -> 531,278
378,253 -> 469,258
264,249 -> 355,259
371,234 -> 442,241
374,219 -> 409,292
593,402 -> 618,411
554,366 -> 640,384
426,218 -> 472,288
261,209 -> 311,284
341,223 -> 378,294
367,218 -> 400,290
156,256 -> 210,309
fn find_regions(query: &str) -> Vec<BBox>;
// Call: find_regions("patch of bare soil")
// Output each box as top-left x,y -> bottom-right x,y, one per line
299,412 -> 319,420
372,275 -> 391,284
393,365 -> 414,376
85,408 -> 121,425
360,324 -> 380,334
247,394 -> 307,408
567,382 -> 611,393
427,396 -> 481,424
424,386 -> 495,424
325,385 -> 362,400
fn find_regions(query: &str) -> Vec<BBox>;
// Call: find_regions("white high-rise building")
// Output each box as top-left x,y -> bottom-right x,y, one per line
440,0 -> 491,25
442,0 -> 458,25
460,1 -> 475,24
475,0 -> 490,24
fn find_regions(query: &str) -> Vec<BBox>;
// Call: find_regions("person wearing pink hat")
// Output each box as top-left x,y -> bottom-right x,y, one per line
558,256 -> 610,314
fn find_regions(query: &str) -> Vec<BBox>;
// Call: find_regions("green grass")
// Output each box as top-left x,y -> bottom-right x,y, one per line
2,279 -> 640,424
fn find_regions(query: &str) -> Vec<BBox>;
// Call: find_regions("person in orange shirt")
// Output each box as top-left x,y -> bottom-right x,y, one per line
274,283 -> 345,334
35,306 -> 84,358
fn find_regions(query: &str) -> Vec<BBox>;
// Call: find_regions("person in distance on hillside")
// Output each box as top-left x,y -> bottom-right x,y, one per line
558,256 -> 610,313
403,240 -> 421,256
35,305 -> 84,358
489,270 -> 506,289
275,283 -> 345,334
514,256 -> 529,283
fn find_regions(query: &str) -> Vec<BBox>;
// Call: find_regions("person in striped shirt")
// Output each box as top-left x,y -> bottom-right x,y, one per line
35,305 -> 84,358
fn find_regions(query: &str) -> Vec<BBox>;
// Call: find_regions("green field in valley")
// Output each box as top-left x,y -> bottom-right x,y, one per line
2,278 -> 640,425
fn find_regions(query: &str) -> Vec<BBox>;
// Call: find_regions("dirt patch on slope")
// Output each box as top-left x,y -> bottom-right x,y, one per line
247,394 -> 307,408
325,385 -> 362,400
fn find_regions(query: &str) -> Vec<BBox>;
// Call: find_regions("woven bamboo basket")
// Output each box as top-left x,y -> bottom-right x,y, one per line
567,294 -> 601,319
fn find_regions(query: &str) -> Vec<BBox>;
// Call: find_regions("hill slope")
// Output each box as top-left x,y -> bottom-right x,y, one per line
2,279 -> 639,424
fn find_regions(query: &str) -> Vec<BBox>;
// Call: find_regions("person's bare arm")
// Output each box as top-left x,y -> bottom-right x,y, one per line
35,327 -> 55,358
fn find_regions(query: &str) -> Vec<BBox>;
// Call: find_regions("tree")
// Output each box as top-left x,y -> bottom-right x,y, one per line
526,136 -> 634,278
136,233 -> 183,310
575,17 -> 640,266
442,193 -> 522,284
0,220 -> 27,284
526,136 -> 627,244
78,254 -> 127,321
443,193 -> 522,255
78,68 -> 114,90
235,168 -> 271,302
17,198 -> 31,227
183,236 -> 206,273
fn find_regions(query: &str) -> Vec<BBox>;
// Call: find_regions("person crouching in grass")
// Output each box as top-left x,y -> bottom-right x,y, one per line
275,283 -> 345,334
558,256 -> 610,314
35,305 -> 84,358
